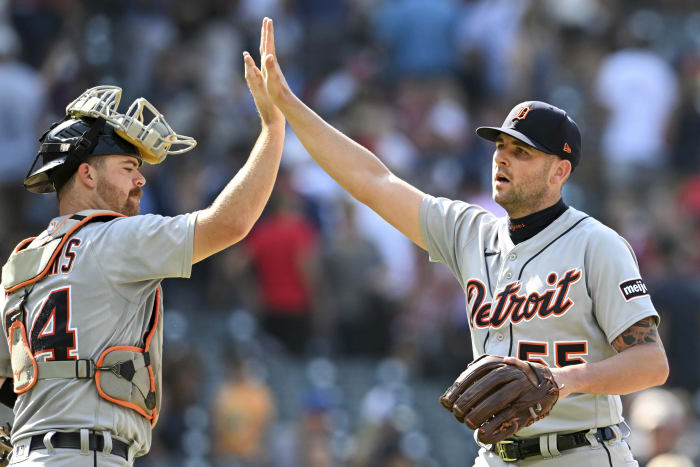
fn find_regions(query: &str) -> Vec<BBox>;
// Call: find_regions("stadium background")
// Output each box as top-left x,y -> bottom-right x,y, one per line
0,0 -> 699,466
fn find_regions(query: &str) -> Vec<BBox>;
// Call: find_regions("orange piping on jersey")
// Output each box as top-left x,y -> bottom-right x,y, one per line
95,345 -> 154,420
8,320 -> 38,394
13,237 -> 36,253
46,216 -> 74,237
5,212 -> 125,294
147,364 -> 157,427
144,288 -> 160,426
143,288 -> 160,352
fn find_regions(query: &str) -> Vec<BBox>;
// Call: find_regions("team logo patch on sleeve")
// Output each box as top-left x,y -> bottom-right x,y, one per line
619,278 -> 649,301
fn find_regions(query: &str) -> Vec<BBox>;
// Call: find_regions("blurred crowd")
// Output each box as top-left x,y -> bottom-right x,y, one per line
0,0 -> 699,466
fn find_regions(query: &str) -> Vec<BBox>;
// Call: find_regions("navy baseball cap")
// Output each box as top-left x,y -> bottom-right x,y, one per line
476,101 -> 582,170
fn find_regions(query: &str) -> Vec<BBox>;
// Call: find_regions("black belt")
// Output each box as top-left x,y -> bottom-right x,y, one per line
493,425 -> 619,462
29,432 -> 129,460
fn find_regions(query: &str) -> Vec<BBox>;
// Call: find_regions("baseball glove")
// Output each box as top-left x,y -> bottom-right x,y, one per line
0,422 -> 11,466
439,355 -> 559,444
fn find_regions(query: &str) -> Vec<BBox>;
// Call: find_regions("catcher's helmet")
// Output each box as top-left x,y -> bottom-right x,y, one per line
25,85 -> 197,194
24,116 -> 141,194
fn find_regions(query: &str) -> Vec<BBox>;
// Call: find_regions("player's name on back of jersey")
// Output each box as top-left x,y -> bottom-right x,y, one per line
467,268 -> 581,329
47,238 -> 81,276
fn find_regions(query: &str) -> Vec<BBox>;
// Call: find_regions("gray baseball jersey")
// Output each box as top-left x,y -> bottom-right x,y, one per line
0,209 -> 196,456
419,195 -> 658,437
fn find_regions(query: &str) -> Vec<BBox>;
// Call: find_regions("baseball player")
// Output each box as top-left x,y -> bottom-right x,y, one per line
0,30 -> 284,466
255,18 -> 669,466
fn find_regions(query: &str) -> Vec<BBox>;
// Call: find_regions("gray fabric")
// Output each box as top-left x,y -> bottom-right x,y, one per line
35,361 -> 94,380
1,238 -> 61,291
1,210 -> 197,457
420,195 -> 658,437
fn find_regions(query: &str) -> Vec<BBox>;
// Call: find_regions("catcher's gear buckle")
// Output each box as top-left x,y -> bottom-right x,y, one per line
98,360 -> 136,382
75,359 -> 95,379
494,440 -> 518,462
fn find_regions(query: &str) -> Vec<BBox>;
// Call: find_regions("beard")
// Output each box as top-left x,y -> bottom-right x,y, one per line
493,165 -> 551,217
96,179 -> 142,216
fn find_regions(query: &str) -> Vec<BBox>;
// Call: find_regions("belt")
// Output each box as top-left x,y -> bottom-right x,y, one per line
29,432 -> 129,460
493,425 -> 620,462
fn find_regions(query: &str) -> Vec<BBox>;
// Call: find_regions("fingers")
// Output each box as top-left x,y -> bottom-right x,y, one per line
265,17 -> 276,56
455,377 -> 523,428
243,51 -> 263,84
439,369 -> 471,409
504,357 -> 539,386
260,17 -> 268,58
262,54 -> 279,87
259,17 -> 276,60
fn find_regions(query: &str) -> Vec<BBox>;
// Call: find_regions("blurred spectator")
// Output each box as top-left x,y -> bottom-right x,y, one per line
245,176 -> 321,355
271,385 -> 336,467
372,0 -> 459,78
646,453 -> 695,467
353,199 -> 419,302
320,199 -> 393,356
155,348 -> 206,459
649,237 -> 700,392
3,3 -> 700,467
669,53 -> 700,171
594,19 -> 679,187
0,23 -> 45,235
455,0 -> 530,98
211,353 -> 276,467
627,388 -> 696,465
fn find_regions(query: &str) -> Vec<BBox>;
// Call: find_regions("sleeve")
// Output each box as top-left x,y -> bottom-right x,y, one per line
92,212 -> 198,284
584,227 -> 659,344
419,195 -> 493,286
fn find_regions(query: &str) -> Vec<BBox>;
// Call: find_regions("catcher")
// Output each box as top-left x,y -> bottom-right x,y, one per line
255,17 -> 668,466
0,29 -> 284,466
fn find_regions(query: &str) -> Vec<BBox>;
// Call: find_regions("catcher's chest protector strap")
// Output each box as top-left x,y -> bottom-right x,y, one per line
2,212 -> 123,395
2,211 -> 162,426
94,287 -> 162,426
2,212 -> 125,293
23,290 -> 162,426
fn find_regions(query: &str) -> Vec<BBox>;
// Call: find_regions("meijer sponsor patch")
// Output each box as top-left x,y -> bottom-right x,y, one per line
619,278 -> 649,301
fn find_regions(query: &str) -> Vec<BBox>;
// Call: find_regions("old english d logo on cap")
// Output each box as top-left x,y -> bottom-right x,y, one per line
512,106 -> 531,121
475,100 -> 582,170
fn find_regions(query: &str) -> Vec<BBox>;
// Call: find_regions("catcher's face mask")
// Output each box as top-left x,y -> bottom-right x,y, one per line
66,85 -> 197,164
25,85 -> 197,193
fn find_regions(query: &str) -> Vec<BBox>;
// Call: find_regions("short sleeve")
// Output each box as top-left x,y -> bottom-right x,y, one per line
419,195 -> 494,285
93,212 -> 197,284
585,228 -> 659,343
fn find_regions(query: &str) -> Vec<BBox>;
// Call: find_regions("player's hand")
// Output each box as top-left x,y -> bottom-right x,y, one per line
258,17 -> 294,108
242,18 -> 284,127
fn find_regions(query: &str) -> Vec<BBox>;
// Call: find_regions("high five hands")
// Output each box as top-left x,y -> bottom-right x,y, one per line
242,17 -> 286,126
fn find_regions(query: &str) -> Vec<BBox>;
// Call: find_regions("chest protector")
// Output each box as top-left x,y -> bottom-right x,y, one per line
2,211 -> 162,426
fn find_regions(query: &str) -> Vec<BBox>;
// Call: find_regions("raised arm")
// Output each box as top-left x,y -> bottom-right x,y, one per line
259,18 -> 427,250
192,24 -> 285,263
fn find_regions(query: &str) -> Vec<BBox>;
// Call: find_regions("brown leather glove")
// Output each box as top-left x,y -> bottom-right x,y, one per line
439,355 -> 559,444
